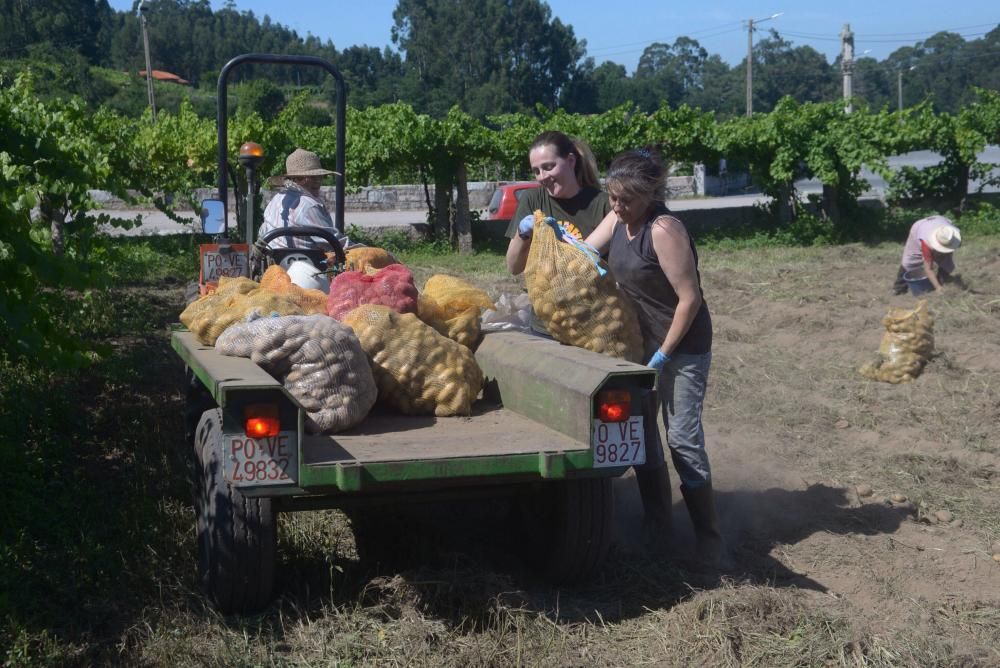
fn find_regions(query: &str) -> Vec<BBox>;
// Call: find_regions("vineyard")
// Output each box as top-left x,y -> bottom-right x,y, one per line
4,59 -> 1000,664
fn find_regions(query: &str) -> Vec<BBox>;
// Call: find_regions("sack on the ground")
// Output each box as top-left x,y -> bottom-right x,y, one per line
859,300 -> 935,384
215,314 -> 377,433
260,265 -> 329,313
327,264 -> 419,320
343,304 -> 483,416
524,212 -> 643,361
180,284 -> 305,346
416,274 -> 495,348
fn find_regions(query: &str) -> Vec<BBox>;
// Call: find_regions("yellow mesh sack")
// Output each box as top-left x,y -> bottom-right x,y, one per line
423,274 -> 495,315
524,211 -> 643,362
210,275 -> 259,297
859,300 -> 935,384
417,294 -> 481,349
180,289 -> 305,346
415,274 -> 493,348
259,265 -> 328,314
343,304 -> 483,416
344,247 -> 399,274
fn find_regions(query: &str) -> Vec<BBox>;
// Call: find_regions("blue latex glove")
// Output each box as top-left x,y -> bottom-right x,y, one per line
517,215 -> 535,239
647,350 -> 671,371
540,216 -> 562,240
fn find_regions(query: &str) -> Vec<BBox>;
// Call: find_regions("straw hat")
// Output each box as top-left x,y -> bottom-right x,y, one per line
927,224 -> 962,254
280,148 -> 340,178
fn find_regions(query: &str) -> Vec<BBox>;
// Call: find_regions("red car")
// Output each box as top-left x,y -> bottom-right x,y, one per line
482,181 -> 540,221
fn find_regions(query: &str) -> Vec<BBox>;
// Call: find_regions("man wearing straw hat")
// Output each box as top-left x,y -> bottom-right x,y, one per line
892,214 -> 962,295
260,148 -> 357,251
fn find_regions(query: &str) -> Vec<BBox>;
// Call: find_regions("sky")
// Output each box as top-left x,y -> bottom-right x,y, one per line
108,1 -> 1000,73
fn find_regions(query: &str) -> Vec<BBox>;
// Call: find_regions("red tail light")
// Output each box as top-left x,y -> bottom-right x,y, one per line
244,404 -> 280,438
597,390 -> 631,422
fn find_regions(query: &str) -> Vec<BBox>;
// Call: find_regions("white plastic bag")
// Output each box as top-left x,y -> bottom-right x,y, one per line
287,260 -> 331,293
481,292 -> 533,332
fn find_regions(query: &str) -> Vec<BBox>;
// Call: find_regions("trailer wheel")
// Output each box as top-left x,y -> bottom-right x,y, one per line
524,477 -> 614,583
193,409 -> 277,614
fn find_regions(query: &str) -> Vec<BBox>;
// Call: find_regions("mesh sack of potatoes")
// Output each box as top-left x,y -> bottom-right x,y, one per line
343,304 -> 483,416
343,247 -> 399,274
416,274 -> 496,349
327,263 -> 419,320
859,300 -> 935,384
180,289 -> 305,346
417,294 -> 481,349
259,265 -> 328,314
206,275 -> 259,297
215,314 -> 377,433
423,274 -> 495,314
524,212 -> 643,361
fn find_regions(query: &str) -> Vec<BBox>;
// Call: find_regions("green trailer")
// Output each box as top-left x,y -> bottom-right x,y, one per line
178,327 -> 659,614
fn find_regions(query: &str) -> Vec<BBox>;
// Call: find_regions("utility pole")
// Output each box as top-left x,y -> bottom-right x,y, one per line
138,1 -> 156,123
841,24 -> 855,113
745,12 -> 782,116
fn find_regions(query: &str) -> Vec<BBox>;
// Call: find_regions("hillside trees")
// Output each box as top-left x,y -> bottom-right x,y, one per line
748,30 -> 838,114
391,0 -> 586,118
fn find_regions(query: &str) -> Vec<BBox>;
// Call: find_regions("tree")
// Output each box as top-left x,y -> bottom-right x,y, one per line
633,37 -> 712,111
749,30 -> 837,113
562,60 -> 637,114
391,0 -> 586,118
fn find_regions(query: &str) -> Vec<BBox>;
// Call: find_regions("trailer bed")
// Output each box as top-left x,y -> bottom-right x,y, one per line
302,402 -> 587,466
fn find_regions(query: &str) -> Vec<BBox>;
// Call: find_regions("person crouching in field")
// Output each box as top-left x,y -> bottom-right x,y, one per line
892,215 -> 962,295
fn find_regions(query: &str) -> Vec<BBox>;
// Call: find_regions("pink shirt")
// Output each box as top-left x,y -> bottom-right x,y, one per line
901,216 -> 956,274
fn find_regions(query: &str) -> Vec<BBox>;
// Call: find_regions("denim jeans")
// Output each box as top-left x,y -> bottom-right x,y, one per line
657,351 -> 713,489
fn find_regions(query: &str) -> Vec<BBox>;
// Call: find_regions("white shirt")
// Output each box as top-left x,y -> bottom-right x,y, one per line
259,181 -> 354,251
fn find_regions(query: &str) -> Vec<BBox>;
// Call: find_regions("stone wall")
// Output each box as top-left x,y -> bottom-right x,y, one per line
99,177 -> 698,212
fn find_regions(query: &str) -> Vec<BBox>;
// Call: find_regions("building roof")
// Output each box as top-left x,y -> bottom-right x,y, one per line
138,69 -> 190,85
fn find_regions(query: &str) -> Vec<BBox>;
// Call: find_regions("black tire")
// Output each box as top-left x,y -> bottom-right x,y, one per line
193,409 -> 277,614
523,477 -> 614,583
184,368 -> 215,446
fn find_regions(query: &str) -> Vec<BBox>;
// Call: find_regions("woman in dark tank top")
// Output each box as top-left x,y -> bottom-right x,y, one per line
585,146 -> 722,567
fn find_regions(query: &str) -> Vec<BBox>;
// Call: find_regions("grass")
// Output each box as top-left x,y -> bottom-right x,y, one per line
3,212 -> 999,666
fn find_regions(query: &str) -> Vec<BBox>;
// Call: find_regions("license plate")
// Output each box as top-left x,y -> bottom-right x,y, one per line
223,432 -> 297,486
591,416 -> 645,468
200,245 -> 250,283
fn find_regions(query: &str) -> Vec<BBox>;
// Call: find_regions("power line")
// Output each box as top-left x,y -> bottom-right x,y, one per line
783,29 -> 994,44
591,28 -> 743,60
586,21 -> 743,56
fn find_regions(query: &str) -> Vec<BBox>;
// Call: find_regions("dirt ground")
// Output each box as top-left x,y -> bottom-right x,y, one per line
403,237 -> 1000,666
638,236 -> 1000,664
102,237 -> 1000,667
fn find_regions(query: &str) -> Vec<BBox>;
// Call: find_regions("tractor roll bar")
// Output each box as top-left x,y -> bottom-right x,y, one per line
216,54 -> 347,234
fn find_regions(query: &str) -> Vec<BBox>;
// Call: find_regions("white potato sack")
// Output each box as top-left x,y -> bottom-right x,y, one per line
215,314 -> 377,433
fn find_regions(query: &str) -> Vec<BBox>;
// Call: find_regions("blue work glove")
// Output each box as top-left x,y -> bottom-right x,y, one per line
647,350 -> 671,372
517,215 -> 535,239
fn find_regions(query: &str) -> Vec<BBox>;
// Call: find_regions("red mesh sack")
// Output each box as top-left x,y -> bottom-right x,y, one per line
327,263 -> 419,320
